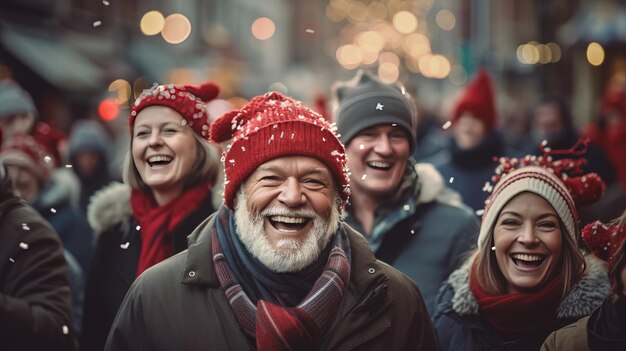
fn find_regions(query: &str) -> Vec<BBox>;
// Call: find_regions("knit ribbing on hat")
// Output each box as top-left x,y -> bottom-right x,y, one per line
332,70 -> 417,152
335,91 -> 414,149
478,167 -> 577,248
129,81 -> 219,137
210,92 -> 350,210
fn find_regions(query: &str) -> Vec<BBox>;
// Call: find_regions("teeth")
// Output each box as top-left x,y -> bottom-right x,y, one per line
367,161 -> 392,169
511,254 -> 544,262
148,155 -> 172,163
270,216 -> 307,224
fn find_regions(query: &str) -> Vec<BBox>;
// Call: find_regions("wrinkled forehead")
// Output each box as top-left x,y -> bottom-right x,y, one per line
250,155 -> 334,180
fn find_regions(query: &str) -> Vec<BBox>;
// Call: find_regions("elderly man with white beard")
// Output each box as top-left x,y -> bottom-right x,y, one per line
104,92 -> 439,351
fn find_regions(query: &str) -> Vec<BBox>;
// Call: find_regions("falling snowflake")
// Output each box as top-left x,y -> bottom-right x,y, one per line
305,29 -> 315,33
403,204 -> 410,211
476,209 -> 485,216
410,230 -> 415,234
21,223 -> 30,230
120,242 -> 130,249
449,177 -> 454,183
103,0 -> 110,5
376,103 -> 384,110
44,156 -> 52,163
136,225 -> 141,231
181,119 -> 188,126
359,144 -> 364,150
19,242 -> 29,250
65,164 -> 73,168
62,325 -> 69,335
361,174 -> 367,180
442,121 -> 452,130
50,208 -> 57,213
93,20 -> 102,27
9,258 -> 15,263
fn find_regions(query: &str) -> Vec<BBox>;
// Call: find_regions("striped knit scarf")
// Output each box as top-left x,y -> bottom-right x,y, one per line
212,210 -> 351,351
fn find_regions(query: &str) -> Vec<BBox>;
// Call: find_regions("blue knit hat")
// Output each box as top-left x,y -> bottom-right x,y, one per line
0,81 -> 37,119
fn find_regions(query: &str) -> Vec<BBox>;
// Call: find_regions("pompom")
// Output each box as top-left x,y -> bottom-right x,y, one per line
186,82 -> 219,102
581,221 -> 614,262
563,173 -> 606,207
209,110 -> 242,143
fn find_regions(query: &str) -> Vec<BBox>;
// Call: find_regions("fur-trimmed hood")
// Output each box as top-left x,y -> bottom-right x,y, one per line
87,181 -> 132,234
415,162 -> 463,207
446,255 -> 609,319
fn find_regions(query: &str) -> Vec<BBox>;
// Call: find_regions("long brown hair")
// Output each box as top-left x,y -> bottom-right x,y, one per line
472,217 -> 585,299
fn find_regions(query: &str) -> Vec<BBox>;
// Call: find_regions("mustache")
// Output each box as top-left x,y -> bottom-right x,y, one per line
261,206 -> 318,219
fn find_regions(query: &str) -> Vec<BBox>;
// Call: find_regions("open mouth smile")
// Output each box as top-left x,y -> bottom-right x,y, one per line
366,160 -> 393,170
147,155 -> 173,167
510,253 -> 546,269
267,215 -> 312,232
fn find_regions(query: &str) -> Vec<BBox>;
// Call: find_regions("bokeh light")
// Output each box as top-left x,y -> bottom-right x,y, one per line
162,13 -> 192,44
98,98 -> 120,122
436,10 -> 456,31
251,17 -> 276,40
378,62 -> 399,83
587,42 -> 605,66
108,79 -> 132,107
393,11 -> 418,34
140,11 -> 165,36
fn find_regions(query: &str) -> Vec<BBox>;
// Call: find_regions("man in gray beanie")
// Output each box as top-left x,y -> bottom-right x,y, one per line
332,70 -> 479,314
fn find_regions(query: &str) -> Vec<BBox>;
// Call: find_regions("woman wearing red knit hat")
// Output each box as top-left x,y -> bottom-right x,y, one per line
433,139 -> 610,351
80,81 -> 221,351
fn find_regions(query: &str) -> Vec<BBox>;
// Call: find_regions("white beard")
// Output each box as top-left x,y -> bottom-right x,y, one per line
234,191 -> 340,273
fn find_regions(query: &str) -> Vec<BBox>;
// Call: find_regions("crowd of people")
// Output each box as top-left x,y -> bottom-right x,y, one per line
1,67 -> 626,350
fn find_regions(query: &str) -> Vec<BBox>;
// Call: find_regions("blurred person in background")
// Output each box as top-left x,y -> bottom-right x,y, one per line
542,210 -> 626,350
0,80 -> 67,166
332,69 -> 479,314
105,91 -> 438,351
0,135 -> 93,272
433,68 -> 505,213
433,142 -> 609,350
0,135 -> 90,335
532,94 -> 624,225
0,157 -> 76,350
68,119 -> 115,214
80,81 -> 222,351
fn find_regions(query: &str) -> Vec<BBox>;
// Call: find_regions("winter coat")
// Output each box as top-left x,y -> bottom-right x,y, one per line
433,256 -> 609,351
0,165 -> 75,351
344,162 -> 480,314
104,214 -> 439,351
31,168 -> 94,272
80,182 -> 216,351
433,130 -> 504,212
541,294 -> 626,351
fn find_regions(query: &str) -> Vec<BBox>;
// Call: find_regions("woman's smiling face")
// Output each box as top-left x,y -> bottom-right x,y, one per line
493,192 -> 563,294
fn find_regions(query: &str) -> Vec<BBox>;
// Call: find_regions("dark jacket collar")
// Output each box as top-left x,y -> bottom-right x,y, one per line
182,212 -> 390,304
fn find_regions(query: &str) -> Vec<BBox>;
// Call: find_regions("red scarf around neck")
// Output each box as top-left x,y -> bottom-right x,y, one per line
131,183 -> 211,277
469,263 -> 565,337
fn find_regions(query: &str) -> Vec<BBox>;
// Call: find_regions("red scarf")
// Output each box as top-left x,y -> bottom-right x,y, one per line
131,184 -> 211,277
469,263 -> 564,337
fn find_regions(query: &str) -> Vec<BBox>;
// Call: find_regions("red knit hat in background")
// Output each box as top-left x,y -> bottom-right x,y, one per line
209,91 -> 350,210
130,81 -> 219,138
0,135 -> 53,185
451,68 -> 497,132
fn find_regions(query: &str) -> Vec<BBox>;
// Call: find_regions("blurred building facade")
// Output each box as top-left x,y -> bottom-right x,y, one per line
1,0 -> 625,133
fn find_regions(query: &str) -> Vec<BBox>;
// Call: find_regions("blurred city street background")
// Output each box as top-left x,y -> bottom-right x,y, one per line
1,0 -> 624,176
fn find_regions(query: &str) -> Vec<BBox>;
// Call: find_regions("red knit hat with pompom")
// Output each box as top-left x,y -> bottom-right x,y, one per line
209,91 -> 350,210
451,68 -> 497,132
130,81 -> 219,138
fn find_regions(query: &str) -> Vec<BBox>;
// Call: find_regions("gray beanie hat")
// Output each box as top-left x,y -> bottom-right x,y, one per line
0,81 -> 37,120
332,70 -> 417,152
